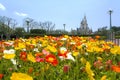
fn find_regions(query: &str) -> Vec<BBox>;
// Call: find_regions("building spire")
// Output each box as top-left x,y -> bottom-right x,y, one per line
83,14 -> 87,22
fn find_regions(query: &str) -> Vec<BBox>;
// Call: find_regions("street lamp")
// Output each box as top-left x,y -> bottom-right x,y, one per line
63,24 -> 66,33
108,9 -> 114,40
108,9 -> 113,30
26,20 -> 30,33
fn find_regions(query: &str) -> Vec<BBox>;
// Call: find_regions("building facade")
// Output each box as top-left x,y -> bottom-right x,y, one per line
77,15 -> 92,35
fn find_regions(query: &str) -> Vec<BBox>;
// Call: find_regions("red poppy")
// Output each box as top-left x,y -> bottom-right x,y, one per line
20,51 -> 27,61
0,74 -> 4,79
112,65 -> 120,73
45,54 -> 58,66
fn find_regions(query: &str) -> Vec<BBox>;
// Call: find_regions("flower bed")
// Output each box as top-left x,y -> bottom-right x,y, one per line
0,35 -> 120,80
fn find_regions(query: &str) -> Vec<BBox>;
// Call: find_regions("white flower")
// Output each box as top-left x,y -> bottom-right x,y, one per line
61,38 -> 67,41
3,49 -> 15,54
66,52 -> 75,61
3,50 -> 9,54
22,48 -> 26,51
33,48 -> 39,52
37,43 -> 42,47
59,52 -> 75,61
9,49 -> 15,54
60,47 -> 67,52
11,59 -> 17,65
59,56 -> 64,61
70,42 -> 76,45
85,52 -> 89,56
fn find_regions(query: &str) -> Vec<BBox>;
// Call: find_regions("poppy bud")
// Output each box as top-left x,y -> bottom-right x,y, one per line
63,65 -> 70,73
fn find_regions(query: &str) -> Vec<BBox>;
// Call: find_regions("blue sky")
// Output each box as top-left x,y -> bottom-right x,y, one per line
0,0 -> 120,32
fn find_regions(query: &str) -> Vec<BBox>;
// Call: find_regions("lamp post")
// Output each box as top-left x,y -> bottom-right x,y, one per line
63,24 -> 66,33
108,9 -> 113,30
108,9 -> 114,40
26,20 -> 30,33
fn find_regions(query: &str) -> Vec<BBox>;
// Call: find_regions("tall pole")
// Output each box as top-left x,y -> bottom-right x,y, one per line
108,9 -> 113,40
108,10 -> 113,30
63,24 -> 66,33
26,20 -> 30,33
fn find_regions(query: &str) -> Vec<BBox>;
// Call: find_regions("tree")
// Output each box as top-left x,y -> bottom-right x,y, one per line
30,29 -> 46,34
53,29 -> 68,34
0,16 -> 7,34
70,29 -> 77,35
94,26 -> 108,36
111,26 -> 120,32
111,26 -> 120,36
14,27 -> 25,38
0,16 -> 16,39
11,19 -> 17,31
42,21 -> 55,34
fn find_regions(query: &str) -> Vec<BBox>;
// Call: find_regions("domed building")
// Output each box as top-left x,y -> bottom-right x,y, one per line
77,15 -> 92,35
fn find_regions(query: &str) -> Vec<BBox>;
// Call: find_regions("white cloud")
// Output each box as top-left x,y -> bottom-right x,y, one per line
14,11 -> 28,17
0,3 -> 6,10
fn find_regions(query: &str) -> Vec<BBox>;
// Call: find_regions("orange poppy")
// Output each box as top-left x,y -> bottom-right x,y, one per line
95,35 -> 100,39
112,65 -> 120,73
45,54 -> 58,66
20,51 -> 27,61
26,44 -> 35,50
35,52 -> 43,57
0,74 -> 4,79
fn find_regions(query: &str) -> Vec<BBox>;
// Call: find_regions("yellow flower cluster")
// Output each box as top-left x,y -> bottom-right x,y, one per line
10,72 -> 33,80
46,45 -> 57,53
85,61 -> 95,80
110,46 -> 120,54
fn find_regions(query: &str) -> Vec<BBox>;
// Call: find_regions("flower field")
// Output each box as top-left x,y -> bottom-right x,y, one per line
1,35 -> 120,80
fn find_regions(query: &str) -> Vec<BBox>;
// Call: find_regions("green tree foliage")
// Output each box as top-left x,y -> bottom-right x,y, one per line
111,26 -> 120,35
14,27 -> 26,37
111,26 -> 120,32
94,26 -> 108,36
30,29 -> 46,34
0,16 -> 18,39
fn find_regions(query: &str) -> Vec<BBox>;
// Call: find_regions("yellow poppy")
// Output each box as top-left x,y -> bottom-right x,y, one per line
27,53 -> 36,63
10,72 -> 33,80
